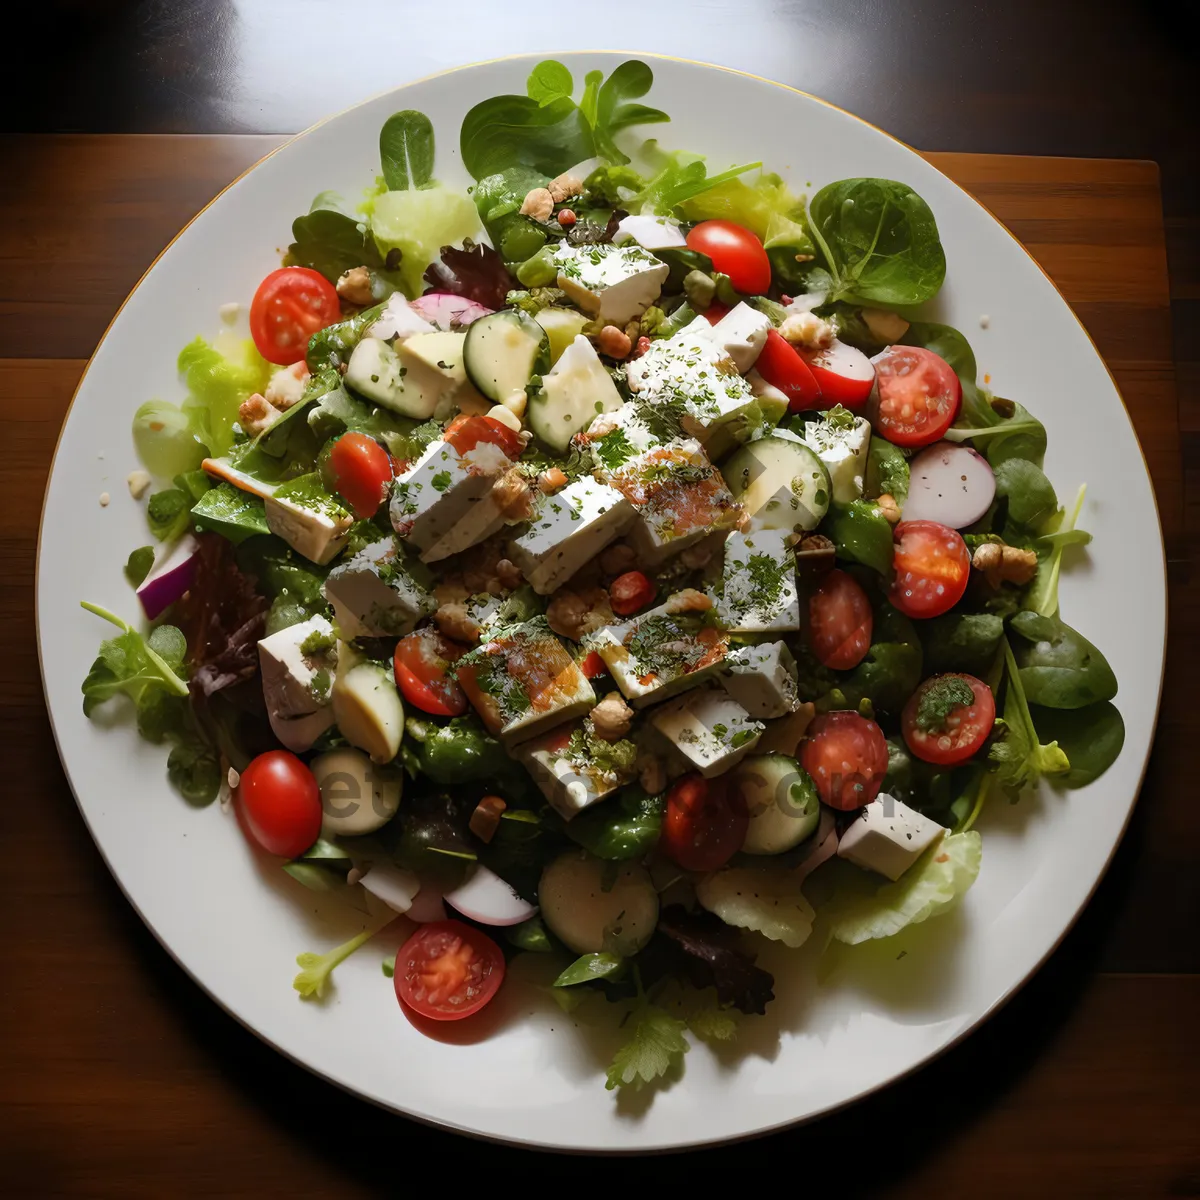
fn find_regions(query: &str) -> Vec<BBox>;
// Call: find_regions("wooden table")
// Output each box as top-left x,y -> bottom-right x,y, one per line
1,136 -> 1195,1193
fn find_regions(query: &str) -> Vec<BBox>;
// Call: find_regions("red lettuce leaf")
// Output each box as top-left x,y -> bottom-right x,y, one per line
656,906 -> 776,1016
423,241 -> 517,310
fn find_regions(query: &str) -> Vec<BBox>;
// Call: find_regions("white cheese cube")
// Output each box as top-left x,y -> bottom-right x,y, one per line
551,243 -> 669,326
264,490 -> 352,566
614,214 -> 687,251
519,718 -> 639,819
587,597 -> 729,708
803,412 -> 872,504
709,302 -> 772,374
715,529 -> 799,633
322,537 -> 435,639
258,615 -> 338,750
649,687 -> 764,778
420,465 -> 534,565
722,641 -> 800,719
509,479 -> 634,595
366,293 -> 437,342
389,437 -> 512,553
837,794 -> 945,881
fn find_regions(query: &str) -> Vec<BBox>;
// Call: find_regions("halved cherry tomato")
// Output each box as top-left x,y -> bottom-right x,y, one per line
662,773 -> 748,872
327,432 -> 392,519
868,345 -> 962,448
443,414 -> 522,461
580,650 -> 608,680
800,711 -> 889,810
889,520 -> 970,619
394,920 -> 505,1021
902,673 -> 996,766
801,339 -> 876,410
237,750 -> 322,857
809,569 -> 873,670
755,328 -> 822,410
393,628 -> 468,717
685,220 -> 772,295
609,570 -> 655,616
249,267 -> 341,365
700,303 -> 730,326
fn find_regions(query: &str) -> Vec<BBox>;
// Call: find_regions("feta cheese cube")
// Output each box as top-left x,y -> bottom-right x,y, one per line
419,466 -> 534,564
322,537 -> 435,639
258,614 -> 338,751
263,479 -> 352,565
519,717 -> 639,819
607,439 -> 742,566
837,794 -> 945,881
803,412 -> 872,504
551,243 -> 669,326
509,479 -> 634,595
456,617 -> 596,746
722,640 -> 800,719
649,687 -> 764,778
709,302 -> 772,374
389,436 -> 512,554
586,597 -> 729,708
614,214 -> 687,251
714,529 -> 799,633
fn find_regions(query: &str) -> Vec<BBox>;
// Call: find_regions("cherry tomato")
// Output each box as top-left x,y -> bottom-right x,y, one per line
609,570 -> 655,616
443,414 -> 522,461
868,345 -> 962,448
700,303 -> 730,326
237,750 -> 322,857
249,267 -> 340,365
580,650 -> 608,680
801,339 -> 876,410
889,520 -> 971,619
755,328 -> 822,410
662,773 -> 748,872
326,432 -> 392,519
394,920 -> 505,1021
685,220 -> 772,295
800,711 -> 889,811
902,673 -> 996,766
394,628 -> 468,717
809,569 -> 873,670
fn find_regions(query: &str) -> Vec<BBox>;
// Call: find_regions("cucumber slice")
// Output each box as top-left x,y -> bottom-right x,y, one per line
732,754 -> 820,854
534,307 -> 590,366
462,310 -> 549,404
723,430 -> 830,531
526,335 -> 623,453
538,850 -> 658,955
344,336 -> 446,419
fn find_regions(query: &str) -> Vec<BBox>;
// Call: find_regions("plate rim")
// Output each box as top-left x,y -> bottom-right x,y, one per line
34,50 -> 1169,1152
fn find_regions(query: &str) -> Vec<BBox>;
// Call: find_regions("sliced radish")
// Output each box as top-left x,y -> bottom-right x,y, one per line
136,534 -> 199,619
444,864 -> 537,927
615,214 -> 687,250
405,880 -> 448,924
801,338 -> 876,410
408,292 -> 494,332
901,442 -> 996,529
357,863 -> 421,913
365,293 -> 436,341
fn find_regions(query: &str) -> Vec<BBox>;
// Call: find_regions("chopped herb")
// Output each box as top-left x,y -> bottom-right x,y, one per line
914,675 -> 976,732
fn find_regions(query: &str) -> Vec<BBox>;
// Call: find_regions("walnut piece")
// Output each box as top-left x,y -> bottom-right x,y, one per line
664,588 -> 713,614
877,493 -> 902,524
491,469 -> 535,521
548,172 -> 583,203
546,586 -> 613,641
595,324 -> 633,359
590,692 -> 634,743
495,557 -> 524,589
538,467 -> 568,495
519,187 -> 555,222
599,542 -> 637,576
779,311 -> 834,350
972,541 -> 1038,587
433,601 -> 481,644
335,265 -> 373,307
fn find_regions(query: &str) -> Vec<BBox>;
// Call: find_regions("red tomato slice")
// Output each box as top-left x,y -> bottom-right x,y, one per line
685,220 -> 772,295
609,571 -> 655,616
869,345 -> 962,448
237,750 -> 322,857
394,628 -> 468,717
327,431 -> 393,519
809,569 -> 873,670
800,711 -> 889,810
889,520 -> 971,619
756,328 -> 822,410
902,673 -> 996,766
249,267 -> 340,365
579,650 -> 608,680
801,339 -> 876,410
662,773 -> 748,872
443,414 -> 522,461
394,920 -> 505,1021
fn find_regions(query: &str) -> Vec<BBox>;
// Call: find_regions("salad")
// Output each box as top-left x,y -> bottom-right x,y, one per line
81,59 -> 1126,1094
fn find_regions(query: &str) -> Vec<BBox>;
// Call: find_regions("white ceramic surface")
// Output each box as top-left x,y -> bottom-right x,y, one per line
36,53 -> 1165,1151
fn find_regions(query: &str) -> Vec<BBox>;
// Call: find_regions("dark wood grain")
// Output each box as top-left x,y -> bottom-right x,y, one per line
0,137 -> 1194,1191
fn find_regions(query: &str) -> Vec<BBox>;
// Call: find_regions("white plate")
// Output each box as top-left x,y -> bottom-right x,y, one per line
37,53 -> 1165,1151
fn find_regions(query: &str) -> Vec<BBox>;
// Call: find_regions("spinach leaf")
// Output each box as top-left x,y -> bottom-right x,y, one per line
902,321 -> 977,381
593,60 -> 670,165
379,110 -> 434,191
807,178 -> 946,306
146,487 -> 191,542
167,734 -> 222,806
1028,701 -> 1125,788
825,499 -> 894,574
124,545 -> 155,588
305,302 -> 385,373
946,394 -> 1048,468
562,787 -> 664,861
827,604 -> 923,715
554,953 -> 625,987
1009,610 -> 1118,710
865,437 -> 910,504
994,458 -> 1058,531
236,535 -> 328,613
526,60 -> 574,106
505,915 -> 555,954
288,211 -> 402,298
920,611 -> 1005,676
190,483 -> 270,545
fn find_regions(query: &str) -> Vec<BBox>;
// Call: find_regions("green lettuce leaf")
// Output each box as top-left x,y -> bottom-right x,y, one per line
177,335 -> 271,458
605,998 -> 689,1091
